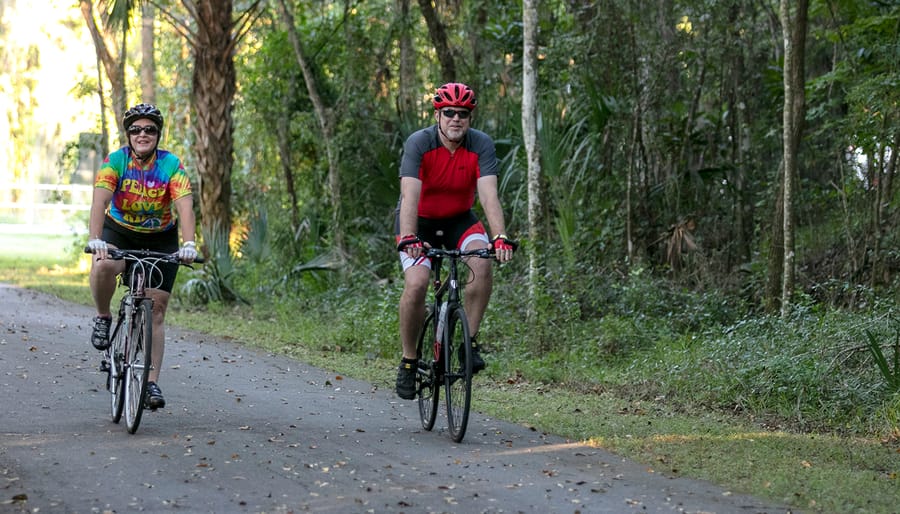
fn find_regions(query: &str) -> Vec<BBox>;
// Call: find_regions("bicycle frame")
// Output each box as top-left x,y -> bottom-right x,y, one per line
86,247 -> 202,434
417,246 -> 494,442
427,247 -> 492,358
428,255 -> 457,369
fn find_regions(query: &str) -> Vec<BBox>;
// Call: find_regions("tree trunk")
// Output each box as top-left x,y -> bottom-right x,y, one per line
397,0 -> 417,125
626,11 -> 643,264
471,5 -> 488,84
779,0 -> 808,317
94,51 -> 110,157
189,0 -> 237,237
140,3 -> 156,105
729,2 -> 751,268
765,162 -> 784,313
882,131 -> 898,210
277,81 -> 300,231
627,112 -> 636,263
143,0 -> 261,238
80,0 -> 128,147
870,146 -> 884,288
277,0 -> 345,256
416,0 -> 456,82
879,135 -> 899,284
871,137 -> 896,287
523,0 -> 542,322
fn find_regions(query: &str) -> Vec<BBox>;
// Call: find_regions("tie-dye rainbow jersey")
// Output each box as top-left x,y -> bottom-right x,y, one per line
94,147 -> 192,233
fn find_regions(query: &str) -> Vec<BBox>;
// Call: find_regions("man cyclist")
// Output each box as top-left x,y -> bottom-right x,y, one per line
395,82 -> 516,400
86,103 -> 197,410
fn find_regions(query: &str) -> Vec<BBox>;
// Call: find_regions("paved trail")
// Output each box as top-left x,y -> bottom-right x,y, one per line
0,284 -> 791,513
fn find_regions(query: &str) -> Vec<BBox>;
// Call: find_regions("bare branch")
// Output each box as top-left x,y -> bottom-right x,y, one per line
148,0 -> 197,45
227,0 -> 265,57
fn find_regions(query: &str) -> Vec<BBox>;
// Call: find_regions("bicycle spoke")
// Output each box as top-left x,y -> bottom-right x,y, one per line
109,320 -> 125,423
90,249 -> 200,434
124,300 -> 152,434
445,306 -> 472,443
417,308 -> 439,431
409,248 -> 495,442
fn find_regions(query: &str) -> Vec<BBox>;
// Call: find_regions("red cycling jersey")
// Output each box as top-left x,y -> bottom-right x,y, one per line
398,125 -> 499,219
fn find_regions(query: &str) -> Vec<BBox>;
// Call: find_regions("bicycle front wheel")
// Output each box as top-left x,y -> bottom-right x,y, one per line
124,299 -> 153,434
417,307 -> 440,431
108,318 -> 125,423
444,306 -> 472,443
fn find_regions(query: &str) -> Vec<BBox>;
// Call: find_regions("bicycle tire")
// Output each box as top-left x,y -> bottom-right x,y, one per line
108,317 -> 125,423
417,307 -> 440,431
444,306 -> 472,443
124,299 -> 153,434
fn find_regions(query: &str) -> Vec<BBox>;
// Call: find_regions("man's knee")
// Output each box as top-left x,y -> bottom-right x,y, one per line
402,280 -> 428,302
403,266 -> 430,291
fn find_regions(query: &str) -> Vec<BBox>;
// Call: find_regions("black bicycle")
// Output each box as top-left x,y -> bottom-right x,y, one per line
85,248 -> 200,434
415,246 -> 497,443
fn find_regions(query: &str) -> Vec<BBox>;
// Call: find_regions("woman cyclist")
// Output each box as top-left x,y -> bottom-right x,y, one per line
86,103 -> 197,410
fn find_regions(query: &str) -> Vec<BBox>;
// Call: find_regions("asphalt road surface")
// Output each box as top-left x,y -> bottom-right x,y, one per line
0,283 -> 792,513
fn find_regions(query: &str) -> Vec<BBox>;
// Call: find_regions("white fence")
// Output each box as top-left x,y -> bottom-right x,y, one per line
0,183 -> 92,235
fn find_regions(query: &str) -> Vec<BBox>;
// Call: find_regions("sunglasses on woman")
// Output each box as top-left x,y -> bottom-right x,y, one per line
127,125 -> 159,136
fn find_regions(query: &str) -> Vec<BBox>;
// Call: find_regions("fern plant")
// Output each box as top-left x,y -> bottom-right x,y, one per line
181,220 -> 249,305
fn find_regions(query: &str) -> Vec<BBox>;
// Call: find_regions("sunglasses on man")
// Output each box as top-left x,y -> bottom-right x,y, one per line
127,125 -> 159,136
440,109 -> 471,120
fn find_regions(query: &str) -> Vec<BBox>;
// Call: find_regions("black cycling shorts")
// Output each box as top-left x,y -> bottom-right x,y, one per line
394,209 -> 487,249
101,216 -> 180,293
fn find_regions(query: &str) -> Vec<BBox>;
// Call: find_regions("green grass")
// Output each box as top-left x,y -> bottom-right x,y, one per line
0,233 -> 91,302
3,233 -> 899,513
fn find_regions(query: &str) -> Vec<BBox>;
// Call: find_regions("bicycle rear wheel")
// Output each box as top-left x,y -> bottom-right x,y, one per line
417,307 -> 440,431
108,318 -> 125,423
124,299 -> 153,434
444,306 -> 472,443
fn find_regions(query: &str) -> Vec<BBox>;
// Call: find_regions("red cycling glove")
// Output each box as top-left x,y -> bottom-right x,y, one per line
397,234 -> 423,252
491,234 -> 517,252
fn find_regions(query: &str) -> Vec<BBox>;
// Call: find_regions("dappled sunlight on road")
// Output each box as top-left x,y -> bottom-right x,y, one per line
491,441 -> 587,456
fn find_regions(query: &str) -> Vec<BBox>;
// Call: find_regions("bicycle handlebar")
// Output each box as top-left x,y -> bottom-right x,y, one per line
84,247 -> 205,265
424,247 -> 495,259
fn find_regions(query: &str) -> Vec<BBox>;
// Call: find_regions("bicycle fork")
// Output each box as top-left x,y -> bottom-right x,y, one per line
433,301 -> 448,365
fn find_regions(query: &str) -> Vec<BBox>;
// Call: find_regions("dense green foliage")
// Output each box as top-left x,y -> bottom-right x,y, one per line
205,0 -> 898,300
110,0 -> 900,439
56,0 -> 900,438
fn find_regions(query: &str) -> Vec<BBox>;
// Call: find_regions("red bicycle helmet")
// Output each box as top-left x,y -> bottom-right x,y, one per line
432,82 -> 477,110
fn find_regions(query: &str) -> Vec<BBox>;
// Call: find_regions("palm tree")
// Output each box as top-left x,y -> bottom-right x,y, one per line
104,0 -> 263,236
80,0 -> 128,147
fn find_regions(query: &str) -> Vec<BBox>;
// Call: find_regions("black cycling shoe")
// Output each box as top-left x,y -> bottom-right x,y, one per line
395,358 -> 417,400
459,338 -> 486,374
470,346 -> 486,374
91,316 -> 112,350
145,382 -> 166,410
